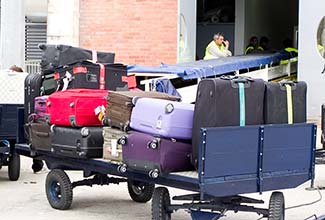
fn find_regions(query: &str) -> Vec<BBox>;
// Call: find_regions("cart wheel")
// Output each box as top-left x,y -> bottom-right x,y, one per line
32,159 -> 44,173
127,180 -> 155,203
152,187 -> 171,220
8,152 -> 20,181
268,192 -> 285,220
45,169 -> 73,210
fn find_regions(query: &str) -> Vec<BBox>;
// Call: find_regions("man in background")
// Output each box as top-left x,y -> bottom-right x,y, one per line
203,33 -> 232,60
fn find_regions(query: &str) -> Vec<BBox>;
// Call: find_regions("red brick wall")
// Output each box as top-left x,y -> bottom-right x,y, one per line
79,0 -> 178,66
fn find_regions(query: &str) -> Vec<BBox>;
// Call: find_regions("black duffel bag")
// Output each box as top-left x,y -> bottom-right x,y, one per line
39,44 -> 115,74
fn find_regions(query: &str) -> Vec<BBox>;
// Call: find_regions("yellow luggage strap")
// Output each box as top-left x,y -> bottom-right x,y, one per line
285,84 -> 293,124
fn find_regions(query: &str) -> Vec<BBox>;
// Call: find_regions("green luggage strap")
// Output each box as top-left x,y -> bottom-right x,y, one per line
238,82 -> 246,126
284,84 -> 293,124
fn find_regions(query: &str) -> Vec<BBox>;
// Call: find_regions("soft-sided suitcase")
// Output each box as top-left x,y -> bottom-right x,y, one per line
46,89 -> 108,127
103,127 -> 127,162
55,61 -> 128,91
39,44 -> 115,73
121,131 -> 192,177
105,91 -> 180,131
130,98 -> 194,140
28,122 -> 51,152
24,72 -> 42,123
192,76 -> 265,166
51,126 -> 103,158
34,96 -> 48,120
264,81 -> 307,124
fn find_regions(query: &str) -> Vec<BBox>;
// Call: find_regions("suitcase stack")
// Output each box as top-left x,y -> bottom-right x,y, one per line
109,96 -> 195,178
26,44 -> 121,155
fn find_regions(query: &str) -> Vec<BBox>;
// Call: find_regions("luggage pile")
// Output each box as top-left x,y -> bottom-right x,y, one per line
191,76 -> 307,167
25,45 -> 307,178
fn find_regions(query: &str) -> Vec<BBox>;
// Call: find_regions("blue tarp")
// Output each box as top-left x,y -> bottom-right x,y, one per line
127,52 -> 286,80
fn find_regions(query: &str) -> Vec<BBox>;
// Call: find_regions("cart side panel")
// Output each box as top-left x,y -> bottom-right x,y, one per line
199,123 -> 315,197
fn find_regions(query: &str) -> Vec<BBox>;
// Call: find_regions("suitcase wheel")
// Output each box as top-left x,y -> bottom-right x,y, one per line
118,136 -> 127,145
123,122 -> 130,132
118,164 -> 127,173
149,169 -> 159,179
50,125 -> 56,133
148,138 -> 160,150
102,116 -> 109,126
165,103 -> 174,114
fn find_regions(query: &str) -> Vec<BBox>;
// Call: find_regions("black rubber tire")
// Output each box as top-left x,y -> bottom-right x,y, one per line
32,159 -> 44,173
127,180 -> 155,203
268,191 -> 285,220
8,152 -> 20,181
45,169 -> 73,210
152,187 -> 171,220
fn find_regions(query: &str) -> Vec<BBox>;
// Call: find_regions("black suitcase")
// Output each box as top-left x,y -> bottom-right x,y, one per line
39,44 -> 115,73
264,81 -> 307,124
51,126 -> 103,158
55,61 -> 128,91
28,122 -> 51,152
191,76 -> 265,166
24,73 -> 42,123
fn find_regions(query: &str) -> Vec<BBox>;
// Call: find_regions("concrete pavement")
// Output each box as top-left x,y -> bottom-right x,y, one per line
0,156 -> 325,220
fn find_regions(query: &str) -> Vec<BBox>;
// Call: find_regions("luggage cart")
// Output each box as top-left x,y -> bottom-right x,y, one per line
16,123 -> 316,220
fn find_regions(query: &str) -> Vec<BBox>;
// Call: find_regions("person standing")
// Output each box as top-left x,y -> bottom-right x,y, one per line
203,33 -> 232,60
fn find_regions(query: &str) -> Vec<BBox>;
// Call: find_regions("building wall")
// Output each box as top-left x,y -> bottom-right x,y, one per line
79,0 -> 178,65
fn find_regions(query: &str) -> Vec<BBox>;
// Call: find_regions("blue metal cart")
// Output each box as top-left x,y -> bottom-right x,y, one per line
16,123 -> 316,220
0,105 -> 25,181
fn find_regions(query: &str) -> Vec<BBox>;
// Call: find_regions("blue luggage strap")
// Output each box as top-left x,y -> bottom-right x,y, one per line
238,82 -> 246,126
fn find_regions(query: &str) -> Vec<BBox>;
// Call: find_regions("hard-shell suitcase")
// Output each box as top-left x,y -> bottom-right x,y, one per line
51,126 -> 103,158
46,89 -> 108,127
34,96 -> 48,120
24,72 -> 42,123
105,91 -> 180,131
28,122 -> 51,152
264,81 -> 307,124
39,44 -> 115,73
130,98 -> 194,140
103,127 -> 127,162
55,61 -> 128,91
120,131 -> 192,177
192,76 -> 265,166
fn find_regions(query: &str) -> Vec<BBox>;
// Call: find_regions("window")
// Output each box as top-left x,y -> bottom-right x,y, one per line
317,17 -> 325,59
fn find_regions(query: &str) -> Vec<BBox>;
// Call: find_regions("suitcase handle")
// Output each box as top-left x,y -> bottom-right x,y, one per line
35,131 -> 49,138
279,80 -> 297,89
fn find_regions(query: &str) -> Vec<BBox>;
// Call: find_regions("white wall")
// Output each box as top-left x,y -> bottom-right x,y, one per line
299,1 -> 325,119
47,0 -> 80,46
25,0 -> 48,17
0,0 -> 25,70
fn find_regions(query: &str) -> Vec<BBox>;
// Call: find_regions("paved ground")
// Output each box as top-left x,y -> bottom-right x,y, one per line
0,156 -> 325,220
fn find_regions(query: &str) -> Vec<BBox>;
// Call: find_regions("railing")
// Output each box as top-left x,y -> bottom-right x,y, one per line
24,60 -> 41,74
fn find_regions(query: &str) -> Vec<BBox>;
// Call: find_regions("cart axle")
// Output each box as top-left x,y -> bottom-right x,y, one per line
71,174 -> 127,188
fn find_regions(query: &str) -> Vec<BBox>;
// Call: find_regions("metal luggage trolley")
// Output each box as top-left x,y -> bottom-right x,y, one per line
16,123 -> 316,220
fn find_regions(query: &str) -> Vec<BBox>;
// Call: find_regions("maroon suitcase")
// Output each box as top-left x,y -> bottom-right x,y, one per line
119,131 -> 193,178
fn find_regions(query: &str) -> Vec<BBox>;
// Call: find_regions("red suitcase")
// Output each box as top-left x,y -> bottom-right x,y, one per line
46,89 -> 108,127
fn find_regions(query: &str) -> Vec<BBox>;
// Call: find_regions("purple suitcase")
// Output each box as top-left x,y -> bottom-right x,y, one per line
34,96 -> 48,119
130,98 -> 194,140
120,131 -> 193,178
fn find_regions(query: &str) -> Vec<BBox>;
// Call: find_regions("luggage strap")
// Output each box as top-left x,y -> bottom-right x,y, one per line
98,63 -> 106,90
92,50 -> 98,62
238,82 -> 246,126
285,84 -> 293,124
